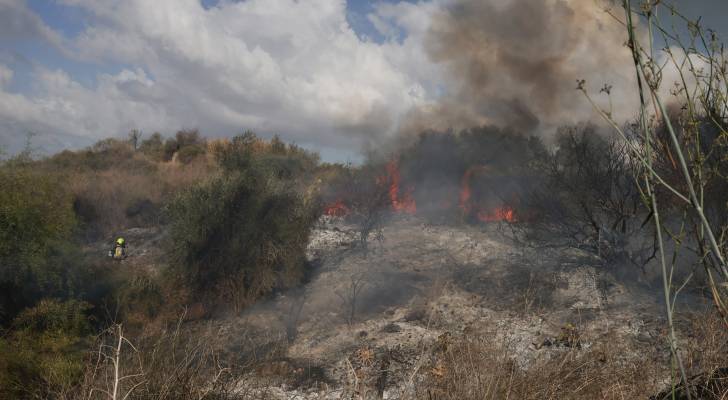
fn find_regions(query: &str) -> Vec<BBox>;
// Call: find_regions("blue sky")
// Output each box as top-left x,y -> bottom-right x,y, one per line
9,0 -> 398,93
0,0 -> 428,161
0,0 -> 726,161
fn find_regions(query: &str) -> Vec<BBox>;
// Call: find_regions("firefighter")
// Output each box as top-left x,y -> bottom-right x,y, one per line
111,237 -> 127,260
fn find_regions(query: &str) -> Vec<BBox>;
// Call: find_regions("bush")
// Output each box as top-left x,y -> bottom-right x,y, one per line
175,144 -> 206,164
139,132 -> 165,161
166,145 -> 320,311
213,131 -> 319,180
0,166 -> 85,324
0,299 -> 92,399
68,170 -> 164,238
161,129 -> 206,162
110,271 -> 167,330
513,124 -> 650,266
325,163 -> 391,251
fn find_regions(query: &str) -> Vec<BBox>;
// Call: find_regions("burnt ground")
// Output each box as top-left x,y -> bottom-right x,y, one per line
212,217 -> 711,398
102,218 -> 713,399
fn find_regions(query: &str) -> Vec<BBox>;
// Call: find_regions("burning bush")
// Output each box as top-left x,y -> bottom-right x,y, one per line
395,126 -> 543,224
321,127 -> 543,228
324,162 -> 393,251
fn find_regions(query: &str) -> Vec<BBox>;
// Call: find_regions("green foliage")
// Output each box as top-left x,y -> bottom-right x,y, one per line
167,133 -> 320,310
12,298 -> 92,336
161,129 -> 206,162
0,166 -> 87,323
214,131 -> 319,177
167,171 -> 318,310
0,299 -> 92,399
0,167 -> 75,266
48,138 -> 155,174
139,132 -> 165,161
112,272 -> 165,328
176,144 -> 206,164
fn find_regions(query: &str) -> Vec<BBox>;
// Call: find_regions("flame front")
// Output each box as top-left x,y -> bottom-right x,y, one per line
477,207 -> 515,223
386,160 -> 417,214
323,160 -> 516,222
459,165 -> 515,223
324,199 -> 349,217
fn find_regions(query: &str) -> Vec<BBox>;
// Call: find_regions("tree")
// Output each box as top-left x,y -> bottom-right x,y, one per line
513,124 -> 651,267
139,132 -> 164,161
128,129 -> 142,151
327,163 -> 391,253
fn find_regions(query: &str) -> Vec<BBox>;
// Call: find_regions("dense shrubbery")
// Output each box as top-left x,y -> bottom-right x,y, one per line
167,132 -> 321,311
513,124 -> 651,266
0,165 -> 86,324
0,130 -> 326,396
0,299 -> 93,399
44,133 -> 218,238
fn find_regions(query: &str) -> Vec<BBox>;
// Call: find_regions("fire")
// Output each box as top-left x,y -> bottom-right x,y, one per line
477,206 -> 516,223
323,159 -> 516,223
386,160 -> 417,214
324,199 -> 349,217
458,166 -> 480,213
459,165 -> 515,223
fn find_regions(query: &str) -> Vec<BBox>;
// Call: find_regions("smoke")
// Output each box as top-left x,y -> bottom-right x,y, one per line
400,0 -> 639,137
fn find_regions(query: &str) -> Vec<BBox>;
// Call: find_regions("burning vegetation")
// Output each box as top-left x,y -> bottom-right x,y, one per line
324,126 -> 535,228
2,1 -> 728,399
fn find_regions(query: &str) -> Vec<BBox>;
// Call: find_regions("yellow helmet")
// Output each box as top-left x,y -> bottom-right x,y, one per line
116,237 -> 125,246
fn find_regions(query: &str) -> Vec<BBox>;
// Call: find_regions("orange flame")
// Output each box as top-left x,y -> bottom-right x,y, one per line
324,199 -> 349,217
477,207 -> 516,223
458,167 -> 478,213
459,166 -> 515,223
386,160 -> 417,214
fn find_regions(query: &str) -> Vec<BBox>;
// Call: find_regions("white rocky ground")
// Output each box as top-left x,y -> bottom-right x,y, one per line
159,216 -> 697,399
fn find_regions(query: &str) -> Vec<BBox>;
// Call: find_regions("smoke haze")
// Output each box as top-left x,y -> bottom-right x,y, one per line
402,0 -> 639,137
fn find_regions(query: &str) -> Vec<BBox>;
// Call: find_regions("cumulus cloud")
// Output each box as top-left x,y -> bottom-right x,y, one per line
0,0 -> 441,156
0,0 -> 666,157
0,0 -> 63,44
0,64 -> 12,88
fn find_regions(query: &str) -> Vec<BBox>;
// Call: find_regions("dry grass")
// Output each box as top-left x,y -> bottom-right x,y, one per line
69,156 -> 218,238
407,311 -> 728,400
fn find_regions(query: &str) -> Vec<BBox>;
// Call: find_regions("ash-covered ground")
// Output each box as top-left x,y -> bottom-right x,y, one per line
167,216 -> 708,399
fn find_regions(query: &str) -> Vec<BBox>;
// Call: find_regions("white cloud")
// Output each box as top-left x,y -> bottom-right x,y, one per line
22,0 -> 436,154
0,64 -> 12,88
0,0 -> 661,157
0,0 -> 62,45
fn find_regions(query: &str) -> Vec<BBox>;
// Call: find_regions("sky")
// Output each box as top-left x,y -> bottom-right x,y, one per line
0,0 -> 726,162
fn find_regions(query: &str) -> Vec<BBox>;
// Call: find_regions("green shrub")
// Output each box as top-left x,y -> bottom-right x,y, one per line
139,132 -> 165,161
112,272 -> 166,328
176,144 -> 206,164
48,138 -> 155,174
0,166 -> 84,324
0,299 -> 92,399
161,129 -> 206,162
166,146 -> 319,311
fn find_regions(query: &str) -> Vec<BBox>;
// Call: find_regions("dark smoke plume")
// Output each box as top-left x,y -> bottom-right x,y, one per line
401,0 -> 638,136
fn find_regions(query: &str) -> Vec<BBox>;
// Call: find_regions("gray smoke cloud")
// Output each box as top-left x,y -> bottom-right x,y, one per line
400,0 -> 640,137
